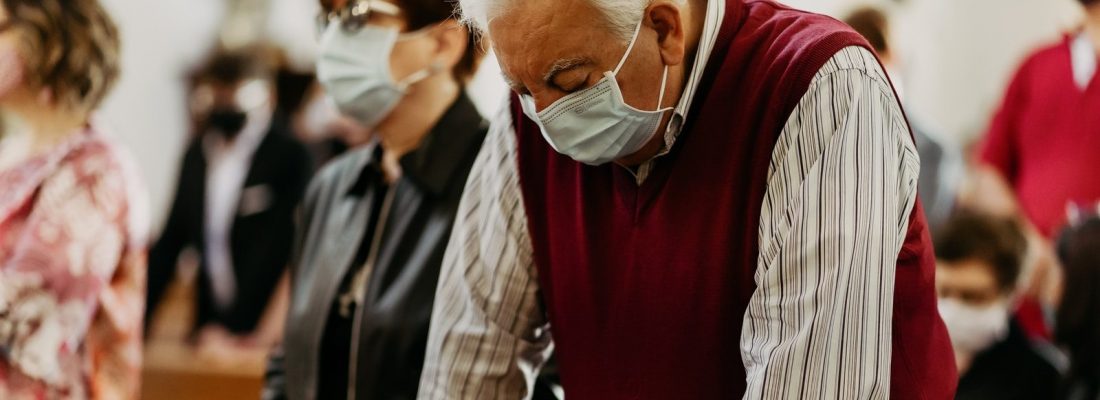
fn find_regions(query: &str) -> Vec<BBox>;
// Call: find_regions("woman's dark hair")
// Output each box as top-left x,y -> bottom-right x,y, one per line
935,210 -> 1027,292
321,0 -> 485,82
1056,216 -> 1100,395
2,0 -> 120,111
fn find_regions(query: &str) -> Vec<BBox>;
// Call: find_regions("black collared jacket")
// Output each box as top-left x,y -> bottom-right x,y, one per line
264,93 -> 489,400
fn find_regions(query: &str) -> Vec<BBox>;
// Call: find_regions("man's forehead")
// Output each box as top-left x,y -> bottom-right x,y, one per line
494,42 -> 592,90
490,0 -> 607,35
489,0 -> 611,77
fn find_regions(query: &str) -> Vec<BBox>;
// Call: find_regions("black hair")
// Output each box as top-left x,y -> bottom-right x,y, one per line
192,48 -> 274,86
935,210 -> 1027,292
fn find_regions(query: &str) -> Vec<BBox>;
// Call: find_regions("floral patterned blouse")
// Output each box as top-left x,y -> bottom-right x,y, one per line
0,127 -> 148,399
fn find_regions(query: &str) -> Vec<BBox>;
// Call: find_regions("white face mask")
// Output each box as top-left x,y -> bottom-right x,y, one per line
519,20 -> 673,166
938,298 -> 1010,355
316,22 -> 437,128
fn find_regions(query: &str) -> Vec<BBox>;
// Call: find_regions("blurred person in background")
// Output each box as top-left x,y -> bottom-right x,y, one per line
1055,210 -> 1100,400
294,82 -> 373,166
273,62 -> 357,166
844,6 -> 963,235
0,0 -> 148,398
936,210 -> 1060,400
273,54 -> 371,168
263,0 -> 558,398
969,0 -> 1100,340
146,50 -> 313,348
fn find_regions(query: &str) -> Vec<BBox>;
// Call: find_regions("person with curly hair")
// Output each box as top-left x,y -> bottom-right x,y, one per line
0,1 -> 148,398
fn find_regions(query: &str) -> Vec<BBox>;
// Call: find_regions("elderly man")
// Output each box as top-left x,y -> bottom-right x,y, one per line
419,0 -> 955,399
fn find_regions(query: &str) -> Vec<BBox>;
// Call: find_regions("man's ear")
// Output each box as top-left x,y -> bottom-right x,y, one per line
430,19 -> 469,76
647,1 -> 686,66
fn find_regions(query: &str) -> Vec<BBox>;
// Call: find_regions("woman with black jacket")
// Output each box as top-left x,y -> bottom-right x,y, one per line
262,1 -> 556,399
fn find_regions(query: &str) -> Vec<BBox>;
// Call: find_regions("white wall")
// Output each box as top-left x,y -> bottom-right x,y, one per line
97,0 -> 224,231
785,0 -> 1082,145
896,0 -> 1081,143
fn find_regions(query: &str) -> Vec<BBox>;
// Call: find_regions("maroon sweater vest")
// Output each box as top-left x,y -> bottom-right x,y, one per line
513,1 -> 956,398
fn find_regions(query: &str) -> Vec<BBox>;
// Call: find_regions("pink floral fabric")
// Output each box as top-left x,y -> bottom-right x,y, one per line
0,128 -> 148,400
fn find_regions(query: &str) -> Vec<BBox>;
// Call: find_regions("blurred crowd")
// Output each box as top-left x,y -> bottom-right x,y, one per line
0,0 -> 1098,399
844,4 -> 1100,399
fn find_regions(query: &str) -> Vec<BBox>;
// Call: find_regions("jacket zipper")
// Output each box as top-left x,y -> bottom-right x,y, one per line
347,187 -> 397,400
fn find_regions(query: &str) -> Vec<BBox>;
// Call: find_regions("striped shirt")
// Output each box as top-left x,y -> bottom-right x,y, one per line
418,16 -> 918,400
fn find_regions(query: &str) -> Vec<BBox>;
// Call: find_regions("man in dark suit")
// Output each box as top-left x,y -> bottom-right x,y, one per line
147,50 -> 313,342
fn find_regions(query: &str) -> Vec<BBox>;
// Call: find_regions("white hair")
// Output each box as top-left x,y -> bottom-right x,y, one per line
456,0 -> 683,42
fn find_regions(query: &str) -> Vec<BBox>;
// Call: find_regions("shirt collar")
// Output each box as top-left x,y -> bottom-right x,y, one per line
661,0 -> 726,153
347,91 -> 487,197
630,0 -> 727,184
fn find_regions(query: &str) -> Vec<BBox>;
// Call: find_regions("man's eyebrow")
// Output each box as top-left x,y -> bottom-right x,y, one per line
543,57 -> 591,84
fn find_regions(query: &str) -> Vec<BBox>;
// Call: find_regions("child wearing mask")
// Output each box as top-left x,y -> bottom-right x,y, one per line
936,210 -> 1061,400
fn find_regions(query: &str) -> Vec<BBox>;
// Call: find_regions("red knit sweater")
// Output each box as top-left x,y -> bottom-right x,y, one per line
513,1 -> 956,398
981,35 -> 1100,238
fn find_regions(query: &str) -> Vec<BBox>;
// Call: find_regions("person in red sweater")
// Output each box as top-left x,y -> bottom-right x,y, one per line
418,0 -> 955,399
972,0 -> 1100,340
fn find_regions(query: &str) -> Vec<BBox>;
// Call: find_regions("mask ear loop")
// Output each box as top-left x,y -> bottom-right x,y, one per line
396,24 -> 435,41
612,19 -> 646,76
397,18 -> 455,41
393,21 -> 449,90
655,65 -> 670,111
611,19 -> 673,113
396,61 -> 443,90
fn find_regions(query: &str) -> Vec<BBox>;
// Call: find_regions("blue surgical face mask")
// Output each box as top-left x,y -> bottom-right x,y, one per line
519,20 -> 672,166
316,21 -> 437,128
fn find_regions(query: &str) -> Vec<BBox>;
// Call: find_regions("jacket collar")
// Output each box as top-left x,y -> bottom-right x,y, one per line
346,91 -> 486,197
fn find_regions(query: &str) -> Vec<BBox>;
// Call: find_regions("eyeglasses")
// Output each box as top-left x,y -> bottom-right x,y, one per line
316,0 -> 402,33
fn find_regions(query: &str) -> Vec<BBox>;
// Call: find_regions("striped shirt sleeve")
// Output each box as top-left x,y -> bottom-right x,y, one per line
742,46 -> 920,399
417,95 -> 552,400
